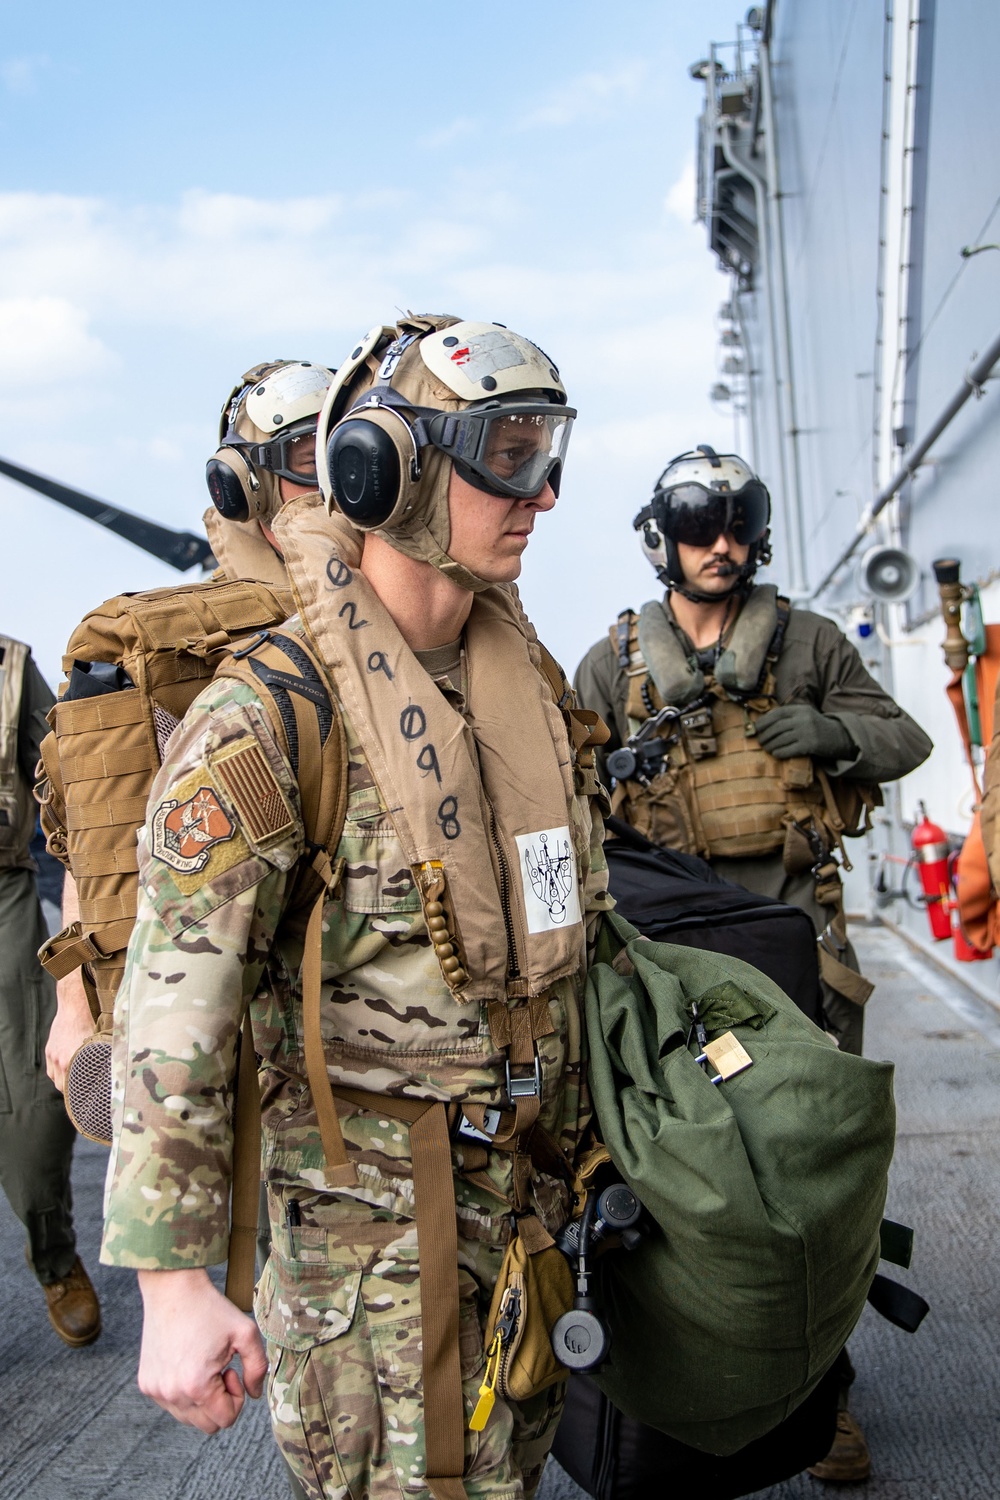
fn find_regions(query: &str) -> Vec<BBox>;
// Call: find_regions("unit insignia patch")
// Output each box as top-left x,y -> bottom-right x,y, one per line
151,785 -> 236,875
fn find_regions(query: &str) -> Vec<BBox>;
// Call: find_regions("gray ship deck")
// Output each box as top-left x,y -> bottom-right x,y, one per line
2,925 -> 998,1499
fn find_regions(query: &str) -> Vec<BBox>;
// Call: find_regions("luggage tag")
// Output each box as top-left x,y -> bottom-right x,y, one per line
696,1031 -> 753,1085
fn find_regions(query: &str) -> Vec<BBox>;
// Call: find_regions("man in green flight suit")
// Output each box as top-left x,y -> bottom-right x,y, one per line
0,634 -> 100,1346
573,445 -> 932,1483
101,316 -> 609,1500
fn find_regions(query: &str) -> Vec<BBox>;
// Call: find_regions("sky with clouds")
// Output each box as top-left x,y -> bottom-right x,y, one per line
1,0 -> 745,686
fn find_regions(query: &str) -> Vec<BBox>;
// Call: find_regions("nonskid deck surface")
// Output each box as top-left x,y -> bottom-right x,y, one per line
2,925 -> 998,1500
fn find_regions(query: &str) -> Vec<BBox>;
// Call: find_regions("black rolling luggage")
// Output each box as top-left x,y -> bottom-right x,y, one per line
601,817 -> 822,1023
548,818 -> 835,1499
551,1367 -> 839,1500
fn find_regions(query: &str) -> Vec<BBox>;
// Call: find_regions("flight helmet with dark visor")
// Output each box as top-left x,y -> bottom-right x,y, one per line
634,445 -> 772,598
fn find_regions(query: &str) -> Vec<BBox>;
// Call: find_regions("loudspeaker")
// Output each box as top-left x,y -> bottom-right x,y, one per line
859,545 -> 919,602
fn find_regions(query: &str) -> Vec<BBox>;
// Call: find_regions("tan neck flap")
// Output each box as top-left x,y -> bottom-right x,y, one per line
275,497 -> 585,1002
202,506 -> 290,589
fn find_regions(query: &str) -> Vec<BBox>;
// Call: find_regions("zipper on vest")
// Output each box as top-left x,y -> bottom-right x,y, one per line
489,805 -> 521,980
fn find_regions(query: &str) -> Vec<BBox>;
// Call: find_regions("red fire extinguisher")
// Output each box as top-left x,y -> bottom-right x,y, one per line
911,803 -> 952,941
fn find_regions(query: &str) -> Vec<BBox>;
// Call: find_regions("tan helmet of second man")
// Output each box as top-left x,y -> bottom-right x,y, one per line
207,359 -> 335,525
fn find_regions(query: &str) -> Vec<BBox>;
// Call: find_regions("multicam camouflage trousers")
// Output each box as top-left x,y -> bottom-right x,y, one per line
257,1097 -> 566,1500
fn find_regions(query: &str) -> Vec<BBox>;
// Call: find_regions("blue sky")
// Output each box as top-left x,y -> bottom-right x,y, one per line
1,0 -> 744,685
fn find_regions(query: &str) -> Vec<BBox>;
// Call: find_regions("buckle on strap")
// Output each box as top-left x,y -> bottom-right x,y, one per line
231,629 -> 272,660
505,1050 -> 542,1104
38,922 -> 102,980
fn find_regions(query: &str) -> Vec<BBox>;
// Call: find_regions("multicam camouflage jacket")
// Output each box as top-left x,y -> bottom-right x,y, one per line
101,622 -> 610,1271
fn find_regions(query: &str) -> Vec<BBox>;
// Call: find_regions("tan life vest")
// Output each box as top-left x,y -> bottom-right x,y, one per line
35,577 -> 295,1023
610,596 -> 830,864
274,497 -> 596,1007
0,636 -> 37,869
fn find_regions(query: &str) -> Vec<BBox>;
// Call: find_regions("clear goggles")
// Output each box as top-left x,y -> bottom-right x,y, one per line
423,400 -> 576,500
652,479 -> 770,547
226,419 -> 318,487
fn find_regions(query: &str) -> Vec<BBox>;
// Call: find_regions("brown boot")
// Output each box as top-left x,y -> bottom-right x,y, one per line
808,1410 -> 872,1482
42,1256 -> 102,1347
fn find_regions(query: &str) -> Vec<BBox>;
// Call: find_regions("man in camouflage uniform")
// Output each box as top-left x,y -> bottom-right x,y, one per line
101,317 -> 608,1500
0,635 -> 100,1345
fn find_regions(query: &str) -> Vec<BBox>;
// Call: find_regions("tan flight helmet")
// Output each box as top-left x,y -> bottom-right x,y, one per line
315,315 -> 575,591
206,359 -> 335,525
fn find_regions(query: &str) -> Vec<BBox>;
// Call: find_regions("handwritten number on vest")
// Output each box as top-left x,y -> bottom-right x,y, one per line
417,744 -> 442,784
437,796 -> 461,840
338,601 -> 369,631
401,705 -> 443,780
367,651 -> 393,680
400,704 -> 427,741
326,557 -> 353,589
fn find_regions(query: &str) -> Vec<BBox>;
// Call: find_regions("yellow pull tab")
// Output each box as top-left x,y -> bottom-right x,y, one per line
469,1384 -> 495,1433
470,1331 -> 502,1432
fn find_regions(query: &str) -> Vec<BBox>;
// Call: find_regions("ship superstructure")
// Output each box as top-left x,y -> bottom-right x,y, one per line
693,0 -> 1000,996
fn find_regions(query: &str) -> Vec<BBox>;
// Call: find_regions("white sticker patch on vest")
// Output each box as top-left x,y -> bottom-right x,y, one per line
447,330 -> 527,381
515,826 -> 582,933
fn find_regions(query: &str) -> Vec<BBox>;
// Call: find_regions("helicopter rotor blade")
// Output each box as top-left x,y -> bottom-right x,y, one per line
0,455 -> 214,572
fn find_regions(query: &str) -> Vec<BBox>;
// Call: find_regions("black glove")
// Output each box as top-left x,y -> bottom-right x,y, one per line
753,704 -> 855,762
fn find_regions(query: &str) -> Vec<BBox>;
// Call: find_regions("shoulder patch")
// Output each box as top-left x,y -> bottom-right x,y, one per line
209,738 -> 296,849
151,777 -> 243,878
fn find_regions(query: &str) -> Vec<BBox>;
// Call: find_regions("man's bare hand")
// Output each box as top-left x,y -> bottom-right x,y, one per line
45,969 -> 95,1094
137,1268 -> 267,1434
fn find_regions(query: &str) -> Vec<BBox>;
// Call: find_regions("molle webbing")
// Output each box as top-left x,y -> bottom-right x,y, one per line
36,579 -> 294,1019
688,699 -> 822,857
611,592 -> 827,860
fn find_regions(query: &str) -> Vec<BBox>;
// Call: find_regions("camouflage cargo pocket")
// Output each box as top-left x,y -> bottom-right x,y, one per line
256,1245 -> 362,1352
340,798 -> 422,917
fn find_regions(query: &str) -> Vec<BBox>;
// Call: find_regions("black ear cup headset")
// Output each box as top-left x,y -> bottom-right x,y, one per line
551,1180 -> 643,1372
205,443 -> 263,522
321,332 -> 425,529
205,367 -> 278,523
206,361 -> 333,523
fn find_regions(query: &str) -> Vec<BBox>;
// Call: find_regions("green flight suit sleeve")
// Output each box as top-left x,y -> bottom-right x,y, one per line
574,635 -> 629,788
804,615 -> 933,783
16,651 -> 55,784
101,677 -> 301,1272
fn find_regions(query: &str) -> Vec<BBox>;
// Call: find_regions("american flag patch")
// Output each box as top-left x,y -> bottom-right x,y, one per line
211,741 -> 295,846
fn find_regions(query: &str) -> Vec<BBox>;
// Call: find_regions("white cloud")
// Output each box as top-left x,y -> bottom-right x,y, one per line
0,178 -> 730,685
176,191 -> 342,239
1,54 -> 48,95
0,295 -> 114,385
516,62 -> 647,130
418,117 -> 480,150
665,155 -> 698,225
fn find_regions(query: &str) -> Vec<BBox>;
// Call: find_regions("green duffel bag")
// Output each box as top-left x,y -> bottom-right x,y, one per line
586,912 -> 895,1456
